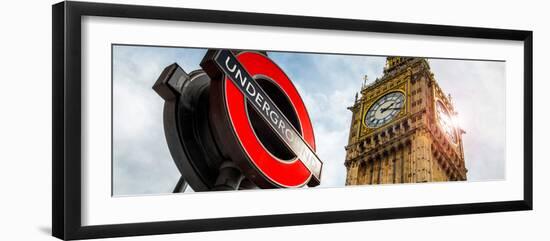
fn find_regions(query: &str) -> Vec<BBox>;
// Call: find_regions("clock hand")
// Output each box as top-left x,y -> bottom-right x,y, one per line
380,102 -> 396,113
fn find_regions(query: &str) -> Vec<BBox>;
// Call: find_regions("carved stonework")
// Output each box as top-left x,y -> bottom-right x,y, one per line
345,57 -> 467,185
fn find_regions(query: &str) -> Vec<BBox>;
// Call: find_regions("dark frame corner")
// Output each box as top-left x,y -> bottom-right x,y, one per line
52,1 -> 533,240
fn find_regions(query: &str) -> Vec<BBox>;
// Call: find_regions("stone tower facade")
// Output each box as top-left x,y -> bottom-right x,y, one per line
344,57 -> 467,185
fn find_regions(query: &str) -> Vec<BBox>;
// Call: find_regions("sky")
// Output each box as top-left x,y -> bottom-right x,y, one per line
112,45 -> 505,196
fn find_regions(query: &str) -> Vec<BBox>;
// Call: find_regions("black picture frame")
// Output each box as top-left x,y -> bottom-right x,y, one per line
52,1 -> 533,240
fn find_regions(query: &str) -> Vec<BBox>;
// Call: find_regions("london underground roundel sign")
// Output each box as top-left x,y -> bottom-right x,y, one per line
201,50 -> 323,188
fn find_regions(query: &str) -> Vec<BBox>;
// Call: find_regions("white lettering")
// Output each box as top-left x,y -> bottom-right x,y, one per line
225,56 -> 237,73
277,119 -> 286,132
284,129 -> 294,142
235,69 -> 247,86
269,110 -> 279,124
262,101 -> 271,117
255,92 -> 264,108
246,82 -> 256,96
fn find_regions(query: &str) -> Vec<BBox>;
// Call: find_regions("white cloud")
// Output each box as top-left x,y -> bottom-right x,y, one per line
271,53 -> 385,187
112,46 -> 206,195
429,59 -> 506,180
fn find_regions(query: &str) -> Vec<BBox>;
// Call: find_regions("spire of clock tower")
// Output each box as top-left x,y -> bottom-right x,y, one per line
383,56 -> 414,74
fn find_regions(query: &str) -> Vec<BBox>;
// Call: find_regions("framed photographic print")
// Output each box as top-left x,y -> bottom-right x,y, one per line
52,1 -> 533,240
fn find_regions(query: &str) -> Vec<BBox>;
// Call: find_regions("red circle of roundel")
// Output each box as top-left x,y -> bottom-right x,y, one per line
224,52 -> 316,188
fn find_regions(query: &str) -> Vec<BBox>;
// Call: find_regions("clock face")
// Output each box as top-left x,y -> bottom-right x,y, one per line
364,91 -> 405,128
435,100 -> 458,144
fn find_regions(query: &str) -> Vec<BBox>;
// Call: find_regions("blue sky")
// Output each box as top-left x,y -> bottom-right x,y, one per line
112,45 -> 505,195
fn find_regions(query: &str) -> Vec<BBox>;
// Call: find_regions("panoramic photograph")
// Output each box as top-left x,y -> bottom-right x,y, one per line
111,45 -> 506,196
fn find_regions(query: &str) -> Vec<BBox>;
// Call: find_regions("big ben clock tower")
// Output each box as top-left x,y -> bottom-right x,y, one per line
344,57 -> 467,185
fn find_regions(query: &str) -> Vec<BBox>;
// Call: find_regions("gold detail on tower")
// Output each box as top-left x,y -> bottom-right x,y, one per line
344,57 -> 467,185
